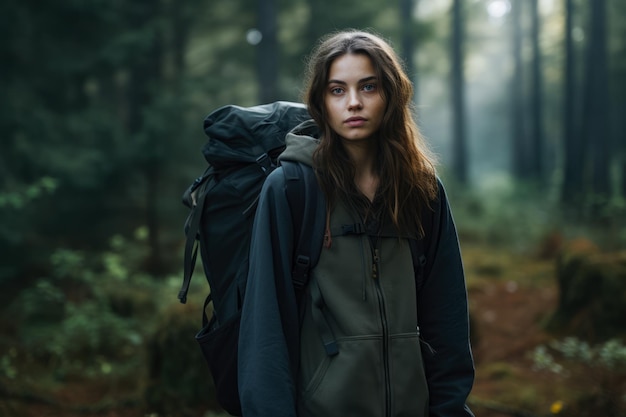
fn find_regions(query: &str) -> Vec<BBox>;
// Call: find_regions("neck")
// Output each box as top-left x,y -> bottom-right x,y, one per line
342,138 -> 378,201
342,137 -> 376,171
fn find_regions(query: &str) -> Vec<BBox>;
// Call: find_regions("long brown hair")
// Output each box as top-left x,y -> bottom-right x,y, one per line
303,30 -> 438,236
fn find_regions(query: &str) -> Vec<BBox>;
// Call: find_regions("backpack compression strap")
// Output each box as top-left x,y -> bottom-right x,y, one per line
282,161 -> 326,305
179,171 -> 214,304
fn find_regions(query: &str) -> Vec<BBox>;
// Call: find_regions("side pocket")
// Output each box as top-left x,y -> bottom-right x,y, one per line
300,338 -> 384,417
417,326 -> 437,358
302,354 -> 331,396
195,311 -> 242,416
389,333 -> 429,417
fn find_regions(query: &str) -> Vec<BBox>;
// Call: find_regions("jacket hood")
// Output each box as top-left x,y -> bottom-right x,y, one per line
279,119 -> 320,167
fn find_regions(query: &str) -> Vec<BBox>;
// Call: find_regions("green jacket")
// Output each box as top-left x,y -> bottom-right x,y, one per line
238,120 -> 474,417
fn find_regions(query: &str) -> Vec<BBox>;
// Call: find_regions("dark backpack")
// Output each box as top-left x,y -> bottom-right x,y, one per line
179,101 -> 325,416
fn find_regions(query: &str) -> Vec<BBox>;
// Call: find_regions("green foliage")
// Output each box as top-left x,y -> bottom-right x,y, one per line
56,302 -> 142,358
532,345 -> 565,374
534,338 -> 626,370
446,174 -> 561,251
144,302 -> 215,413
532,336 -> 626,383
4,228 -> 162,381
0,348 -> 18,379
1,0 -> 206,282
531,337 -> 626,416
17,297 -> 141,370
18,279 -> 67,325
447,170 -> 626,254
0,177 -> 59,210
0,177 -> 59,273
548,244 -> 626,343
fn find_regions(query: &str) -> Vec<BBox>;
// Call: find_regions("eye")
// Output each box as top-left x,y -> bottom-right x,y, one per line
362,83 -> 377,92
329,86 -> 344,95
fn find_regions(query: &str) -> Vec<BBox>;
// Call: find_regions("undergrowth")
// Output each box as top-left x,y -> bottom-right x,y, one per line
444,173 -> 626,252
531,337 -> 626,416
0,228 -> 199,405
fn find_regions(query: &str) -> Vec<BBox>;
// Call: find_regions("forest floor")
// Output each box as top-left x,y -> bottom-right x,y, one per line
0,242 -> 597,417
463,243 -> 563,417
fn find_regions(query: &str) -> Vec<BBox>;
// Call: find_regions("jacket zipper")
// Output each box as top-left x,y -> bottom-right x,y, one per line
372,246 -> 392,417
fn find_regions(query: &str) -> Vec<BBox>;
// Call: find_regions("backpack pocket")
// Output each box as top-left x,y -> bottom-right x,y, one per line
195,311 -> 242,416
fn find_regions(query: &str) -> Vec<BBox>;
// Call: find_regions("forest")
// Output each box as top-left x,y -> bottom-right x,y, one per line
1,0 -> 625,416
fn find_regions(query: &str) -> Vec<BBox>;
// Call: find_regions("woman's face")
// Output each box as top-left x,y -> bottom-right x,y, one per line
324,53 -> 386,143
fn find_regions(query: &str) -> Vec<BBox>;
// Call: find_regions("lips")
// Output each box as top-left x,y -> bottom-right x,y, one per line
344,116 -> 366,127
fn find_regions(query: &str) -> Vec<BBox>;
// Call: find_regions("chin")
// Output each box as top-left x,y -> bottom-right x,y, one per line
345,130 -> 373,140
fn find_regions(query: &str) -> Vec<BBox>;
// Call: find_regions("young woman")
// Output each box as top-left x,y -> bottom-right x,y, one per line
238,30 -> 474,417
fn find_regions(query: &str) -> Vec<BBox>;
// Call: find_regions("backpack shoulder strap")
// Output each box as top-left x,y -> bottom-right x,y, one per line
282,161 -> 326,305
409,239 -> 427,293
409,194 -> 436,293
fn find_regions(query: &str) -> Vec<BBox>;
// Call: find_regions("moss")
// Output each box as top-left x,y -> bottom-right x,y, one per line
144,302 -> 218,415
549,246 -> 626,342
482,362 -> 516,380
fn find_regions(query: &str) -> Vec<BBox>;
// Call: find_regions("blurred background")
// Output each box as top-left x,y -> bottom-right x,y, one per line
1,0 -> 625,416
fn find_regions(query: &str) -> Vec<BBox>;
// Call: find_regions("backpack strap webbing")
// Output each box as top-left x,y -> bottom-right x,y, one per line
409,239 -> 428,293
282,161 -> 326,306
412,198 -> 436,293
179,170 -> 214,304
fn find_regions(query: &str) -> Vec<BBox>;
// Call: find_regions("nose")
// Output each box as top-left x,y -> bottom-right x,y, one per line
347,90 -> 362,110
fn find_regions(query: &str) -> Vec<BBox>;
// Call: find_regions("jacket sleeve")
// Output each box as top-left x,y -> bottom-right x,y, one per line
238,167 -> 300,417
418,179 -> 475,417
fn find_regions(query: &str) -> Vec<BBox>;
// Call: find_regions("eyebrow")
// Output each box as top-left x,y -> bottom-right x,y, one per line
327,76 -> 377,85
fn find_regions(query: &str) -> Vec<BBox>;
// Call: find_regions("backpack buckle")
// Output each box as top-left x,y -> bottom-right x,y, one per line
341,223 -> 365,235
256,153 -> 272,174
292,255 -> 310,289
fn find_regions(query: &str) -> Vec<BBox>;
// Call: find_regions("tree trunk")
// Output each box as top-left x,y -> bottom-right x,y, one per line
451,0 -> 468,184
510,0 -> 528,180
126,0 -> 165,274
622,157 -> 626,199
307,0 -> 325,48
529,0 -> 544,181
582,0 -> 611,202
617,4 -> 626,200
560,0 -> 583,205
257,0 -> 279,103
400,0 -> 417,98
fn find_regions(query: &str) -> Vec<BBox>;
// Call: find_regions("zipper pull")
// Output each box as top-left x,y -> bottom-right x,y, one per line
372,248 -> 380,279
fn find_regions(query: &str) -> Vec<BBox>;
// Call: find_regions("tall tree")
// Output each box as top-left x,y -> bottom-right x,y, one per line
257,0 -> 279,103
306,0 -> 383,48
560,0 -> 583,204
400,0 -> 417,97
126,0 -> 167,273
510,0 -> 528,180
581,0 -> 611,202
615,2 -> 626,199
529,0 -> 544,181
451,0 -> 468,184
